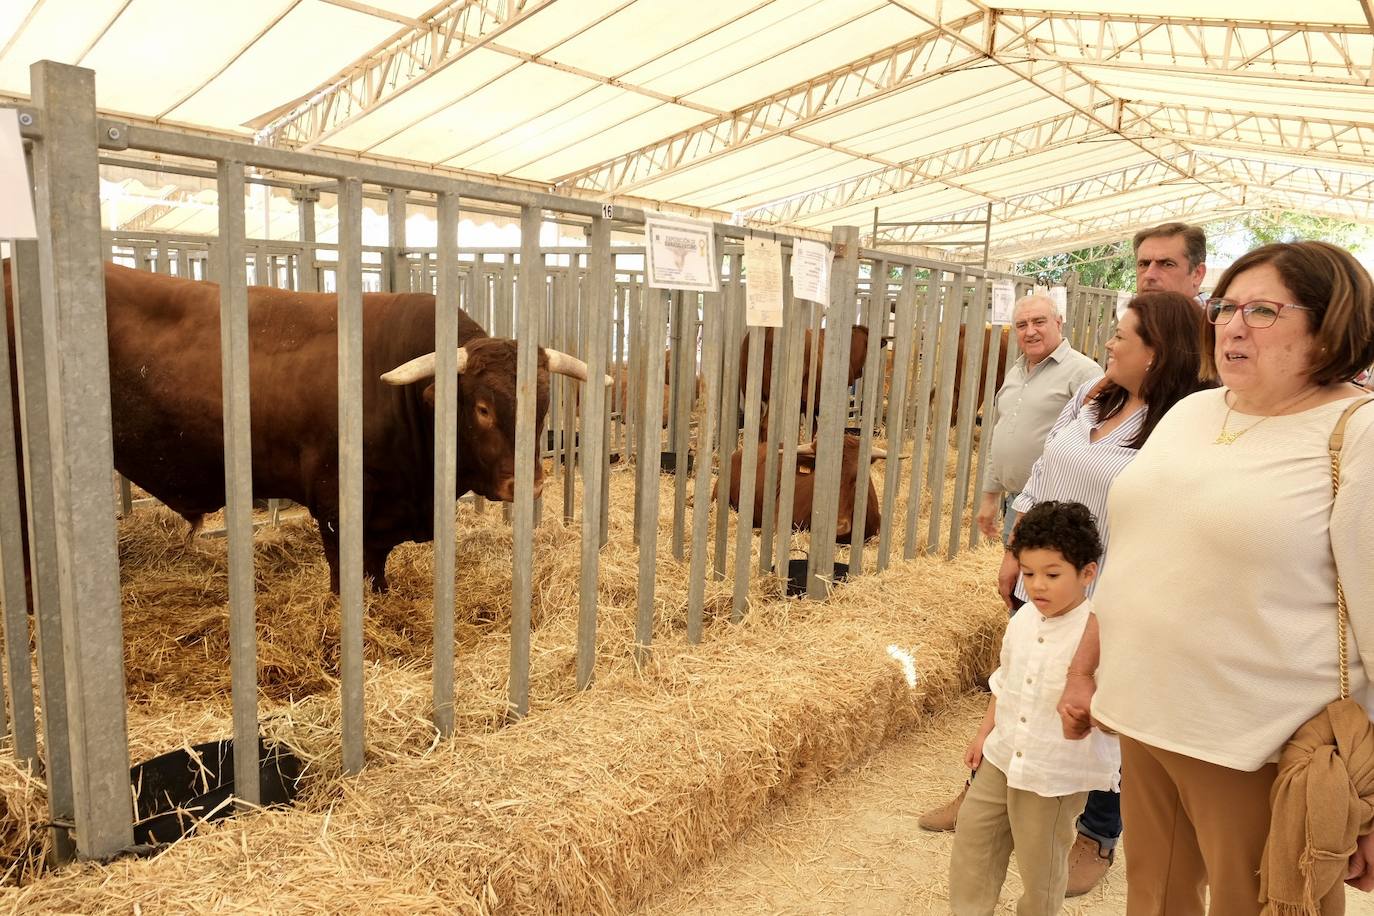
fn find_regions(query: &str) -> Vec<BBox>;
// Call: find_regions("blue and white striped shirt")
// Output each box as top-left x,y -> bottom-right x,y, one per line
1011,379 -> 1146,598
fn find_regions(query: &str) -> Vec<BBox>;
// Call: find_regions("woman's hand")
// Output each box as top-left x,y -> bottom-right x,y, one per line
1346,831 -> 1374,890
998,549 -> 1020,609
1058,672 -> 1096,740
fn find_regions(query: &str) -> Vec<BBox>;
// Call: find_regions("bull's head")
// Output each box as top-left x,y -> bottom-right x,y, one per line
380,340 -> 610,503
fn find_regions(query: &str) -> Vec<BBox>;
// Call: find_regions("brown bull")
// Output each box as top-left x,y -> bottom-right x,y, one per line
3,261 -> 602,592
720,434 -> 887,543
738,325 -> 873,425
950,324 -> 1013,422
610,348 -> 703,428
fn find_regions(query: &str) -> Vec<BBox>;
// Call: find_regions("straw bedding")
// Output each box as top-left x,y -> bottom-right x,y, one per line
0,430 -> 1004,913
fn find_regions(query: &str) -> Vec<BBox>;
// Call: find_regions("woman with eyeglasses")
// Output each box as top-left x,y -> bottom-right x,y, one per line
1058,241 -> 1374,914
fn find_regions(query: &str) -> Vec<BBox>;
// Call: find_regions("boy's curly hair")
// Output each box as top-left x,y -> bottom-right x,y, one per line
1009,501 -> 1103,571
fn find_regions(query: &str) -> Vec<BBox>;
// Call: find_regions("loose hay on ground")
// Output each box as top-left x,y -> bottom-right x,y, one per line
0,426 -> 1001,911
0,537 -> 1005,914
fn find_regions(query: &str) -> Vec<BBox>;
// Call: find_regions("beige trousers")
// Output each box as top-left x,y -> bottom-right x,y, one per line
949,760 -> 1089,915
1119,734 -> 1345,916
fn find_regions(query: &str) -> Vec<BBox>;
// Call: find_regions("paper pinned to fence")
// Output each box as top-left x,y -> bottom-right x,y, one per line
990,279 -> 1016,324
1049,286 -> 1068,318
743,236 -> 783,327
789,238 -> 831,307
644,213 -> 719,292
0,109 -> 37,239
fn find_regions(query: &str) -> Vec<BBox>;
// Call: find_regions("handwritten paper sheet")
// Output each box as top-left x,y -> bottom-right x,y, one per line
789,238 -> 831,307
991,279 -> 1016,324
744,236 -> 783,327
0,109 -> 37,239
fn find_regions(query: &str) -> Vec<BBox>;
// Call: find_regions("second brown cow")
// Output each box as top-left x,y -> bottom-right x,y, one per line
720,434 -> 888,543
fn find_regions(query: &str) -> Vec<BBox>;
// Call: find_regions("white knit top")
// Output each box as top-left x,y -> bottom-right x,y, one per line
1091,389 -> 1374,771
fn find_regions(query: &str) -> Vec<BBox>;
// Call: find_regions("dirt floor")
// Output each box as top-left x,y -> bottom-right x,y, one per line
641,692 -> 1374,916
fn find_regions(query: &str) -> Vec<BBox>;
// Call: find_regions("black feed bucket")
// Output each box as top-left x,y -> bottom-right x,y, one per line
783,558 -> 850,598
660,450 -> 693,474
131,738 -> 302,847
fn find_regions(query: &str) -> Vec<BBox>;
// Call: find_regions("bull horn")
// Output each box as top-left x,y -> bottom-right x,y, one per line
546,348 -> 614,387
381,348 -> 471,385
869,447 -> 888,460
795,442 -> 817,457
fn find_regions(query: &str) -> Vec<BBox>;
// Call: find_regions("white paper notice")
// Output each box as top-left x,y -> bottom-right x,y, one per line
789,238 -> 831,307
1049,286 -> 1068,318
990,279 -> 1016,325
0,109 -> 37,239
743,236 -> 784,327
1115,289 -> 1132,319
645,214 -> 718,292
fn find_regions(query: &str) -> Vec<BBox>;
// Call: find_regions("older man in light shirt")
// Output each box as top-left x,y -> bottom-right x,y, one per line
974,295 -> 1104,564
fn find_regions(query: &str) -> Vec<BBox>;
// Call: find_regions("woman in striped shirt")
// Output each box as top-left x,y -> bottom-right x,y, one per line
997,289 -> 1214,896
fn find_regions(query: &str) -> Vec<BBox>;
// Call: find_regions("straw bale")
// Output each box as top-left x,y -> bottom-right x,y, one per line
0,425 -> 1002,912
0,535 -> 1005,914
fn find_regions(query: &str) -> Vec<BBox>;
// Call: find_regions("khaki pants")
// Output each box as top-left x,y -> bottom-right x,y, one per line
949,761 -> 1088,915
1119,735 -> 1345,916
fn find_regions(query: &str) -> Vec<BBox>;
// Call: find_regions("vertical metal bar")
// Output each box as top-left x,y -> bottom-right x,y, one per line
634,289 -> 667,661
335,179 -> 366,772
848,259 -> 887,574
509,207 -> 541,718
297,191 -> 318,293
758,281 -> 787,577
981,202 -> 992,271
431,192 -> 460,736
772,297 -> 809,580
0,259 -> 37,765
670,293 -> 695,561
215,160 -> 261,804
877,268 -> 917,571
948,278 -> 989,559
925,276 -> 967,556
686,258 -> 724,643
9,240 -> 74,860
387,188 -> 407,293
712,256 -> 743,579
560,270 -> 577,525
577,217 -> 612,686
806,226 -> 859,598
970,315 -> 1005,551
29,61 -> 133,858
903,277 -> 943,559
733,326 -> 765,621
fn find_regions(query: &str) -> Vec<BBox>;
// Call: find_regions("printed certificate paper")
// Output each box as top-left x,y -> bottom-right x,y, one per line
645,214 -> 719,292
990,279 -> 1016,325
789,238 -> 831,306
1049,286 -> 1068,318
0,109 -> 37,239
743,236 -> 783,327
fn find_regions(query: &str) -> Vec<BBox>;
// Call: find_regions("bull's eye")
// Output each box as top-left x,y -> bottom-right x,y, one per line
474,402 -> 494,426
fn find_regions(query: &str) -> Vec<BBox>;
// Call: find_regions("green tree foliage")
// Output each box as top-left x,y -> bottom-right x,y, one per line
1015,242 -> 1136,290
1204,211 -> 1373,256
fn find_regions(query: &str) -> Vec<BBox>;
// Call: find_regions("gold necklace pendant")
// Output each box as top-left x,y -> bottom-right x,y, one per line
1214,405 -> 1272,445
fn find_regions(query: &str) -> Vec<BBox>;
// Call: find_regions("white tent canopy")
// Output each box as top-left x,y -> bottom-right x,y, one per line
3,0 -> 1372,261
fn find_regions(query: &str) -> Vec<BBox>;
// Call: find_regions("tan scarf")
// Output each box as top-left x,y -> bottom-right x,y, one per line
1259,397 -> 1374,915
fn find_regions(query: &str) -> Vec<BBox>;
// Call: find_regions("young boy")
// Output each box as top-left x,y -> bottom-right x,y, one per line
948,500 -> 1120,915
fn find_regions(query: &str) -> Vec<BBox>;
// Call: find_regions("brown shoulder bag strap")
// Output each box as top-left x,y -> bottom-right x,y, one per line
1331,396 -> 1374,701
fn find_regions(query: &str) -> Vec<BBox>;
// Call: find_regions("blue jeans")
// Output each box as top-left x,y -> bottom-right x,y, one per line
1078,790 -> 1122,850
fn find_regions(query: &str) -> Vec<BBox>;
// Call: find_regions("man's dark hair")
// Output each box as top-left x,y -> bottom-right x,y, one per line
1132,221 -> 1207,271
1010,501 -> 1103,571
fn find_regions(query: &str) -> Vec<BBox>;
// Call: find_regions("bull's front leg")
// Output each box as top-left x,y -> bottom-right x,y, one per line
315,515 -> 391,593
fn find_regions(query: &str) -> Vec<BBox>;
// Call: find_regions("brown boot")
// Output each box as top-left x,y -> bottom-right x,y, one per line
1064,833 -> 1115,897
917,781 -> 969,832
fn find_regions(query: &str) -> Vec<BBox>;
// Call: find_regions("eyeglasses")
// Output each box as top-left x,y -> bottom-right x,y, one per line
1205,298 -> 1314,329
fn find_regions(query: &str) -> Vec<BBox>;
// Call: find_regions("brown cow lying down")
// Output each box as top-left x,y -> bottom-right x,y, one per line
738,325 -> 874,427
719,434 -> 887,543
3,261 -> 606,592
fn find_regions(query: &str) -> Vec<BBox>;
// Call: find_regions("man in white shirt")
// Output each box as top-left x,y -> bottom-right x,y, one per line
975,296 -> 1103,563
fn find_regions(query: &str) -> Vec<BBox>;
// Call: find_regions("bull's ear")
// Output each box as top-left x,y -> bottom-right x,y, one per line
421,383 -> 437,409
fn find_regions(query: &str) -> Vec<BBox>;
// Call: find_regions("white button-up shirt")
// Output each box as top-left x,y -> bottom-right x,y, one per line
982,598 -> 1120,797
